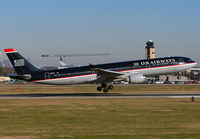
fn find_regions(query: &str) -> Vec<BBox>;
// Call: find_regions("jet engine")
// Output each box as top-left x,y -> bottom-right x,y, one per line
128,74 -> 146,84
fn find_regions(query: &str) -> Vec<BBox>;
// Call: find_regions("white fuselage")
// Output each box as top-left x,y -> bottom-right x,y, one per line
34,62 -> 196,85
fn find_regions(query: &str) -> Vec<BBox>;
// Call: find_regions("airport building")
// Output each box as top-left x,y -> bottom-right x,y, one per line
186,67 -> 200,73
144,40 -> 199,83
159,75 -> 188,82
145,40 -> 155,59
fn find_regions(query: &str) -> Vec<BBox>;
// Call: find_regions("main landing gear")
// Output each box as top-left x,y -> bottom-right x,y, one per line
97,83 -> 113,93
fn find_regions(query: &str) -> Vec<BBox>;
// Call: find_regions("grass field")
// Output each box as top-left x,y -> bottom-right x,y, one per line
0,85 -> 200,139
1,84 -> 200,94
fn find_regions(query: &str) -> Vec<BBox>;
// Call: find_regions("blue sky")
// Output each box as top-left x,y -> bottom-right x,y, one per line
0,0 -> 200,66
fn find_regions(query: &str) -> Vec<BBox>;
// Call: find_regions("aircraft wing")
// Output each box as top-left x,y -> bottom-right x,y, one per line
89,64 -> 128,84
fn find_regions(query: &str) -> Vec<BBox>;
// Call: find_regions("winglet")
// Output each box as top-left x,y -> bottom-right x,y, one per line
4,48 -> 17,53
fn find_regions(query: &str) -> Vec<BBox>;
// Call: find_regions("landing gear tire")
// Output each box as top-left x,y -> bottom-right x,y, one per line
97,86 -> 102,91
103,88 -> 109,93
101,83 -> 107,88
99,83 -> 114,93
108,85 -> 113,90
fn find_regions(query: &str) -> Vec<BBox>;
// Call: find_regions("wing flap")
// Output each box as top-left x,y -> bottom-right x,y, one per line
89,64 -> 128,84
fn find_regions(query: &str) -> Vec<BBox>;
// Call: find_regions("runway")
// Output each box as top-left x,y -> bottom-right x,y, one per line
0,93 -> 200,99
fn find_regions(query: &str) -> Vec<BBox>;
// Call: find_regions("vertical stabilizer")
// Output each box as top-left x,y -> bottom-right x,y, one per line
4,48 -> 41,75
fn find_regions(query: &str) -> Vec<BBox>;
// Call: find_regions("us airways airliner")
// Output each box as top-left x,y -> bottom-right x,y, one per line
4,48 -> 197,93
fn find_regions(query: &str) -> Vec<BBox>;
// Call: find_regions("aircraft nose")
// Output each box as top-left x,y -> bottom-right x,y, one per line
189,58 -> 197,67
191,61 -> 197,68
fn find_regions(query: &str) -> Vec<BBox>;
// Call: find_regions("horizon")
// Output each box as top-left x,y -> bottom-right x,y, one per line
0,0 -> 200,67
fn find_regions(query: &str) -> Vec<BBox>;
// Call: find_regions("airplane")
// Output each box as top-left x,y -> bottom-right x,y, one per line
41,52 -> 110,68
4,48 -> 197,93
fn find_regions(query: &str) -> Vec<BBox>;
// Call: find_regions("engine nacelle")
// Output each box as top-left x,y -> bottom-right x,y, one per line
129,74 -> 146,84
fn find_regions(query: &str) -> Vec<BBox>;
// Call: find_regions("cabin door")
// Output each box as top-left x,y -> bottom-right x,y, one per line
44,72 -> 50,79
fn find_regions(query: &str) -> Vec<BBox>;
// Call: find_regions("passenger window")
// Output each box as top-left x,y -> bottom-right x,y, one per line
179,58 -> 184,63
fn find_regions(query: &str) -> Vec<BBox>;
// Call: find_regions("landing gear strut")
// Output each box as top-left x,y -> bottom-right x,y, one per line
97,83 -> 113,93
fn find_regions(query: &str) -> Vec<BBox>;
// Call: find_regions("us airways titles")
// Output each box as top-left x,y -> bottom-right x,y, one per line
140,59 -> 176,65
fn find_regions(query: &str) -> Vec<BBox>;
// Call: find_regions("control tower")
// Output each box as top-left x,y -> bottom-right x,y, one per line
145,40 -> 155,59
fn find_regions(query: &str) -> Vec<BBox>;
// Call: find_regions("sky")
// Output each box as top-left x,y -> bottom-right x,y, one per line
0,0 -> 200,67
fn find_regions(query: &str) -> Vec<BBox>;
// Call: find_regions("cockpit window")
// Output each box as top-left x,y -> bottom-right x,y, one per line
180,57 -> 194,63
185,58 -> 193,63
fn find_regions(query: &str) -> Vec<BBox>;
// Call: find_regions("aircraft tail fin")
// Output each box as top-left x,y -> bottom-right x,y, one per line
4,48 -> 41,75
